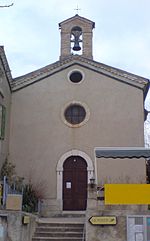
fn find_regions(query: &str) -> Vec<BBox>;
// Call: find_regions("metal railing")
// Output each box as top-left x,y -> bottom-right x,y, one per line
2,176 -> 23,207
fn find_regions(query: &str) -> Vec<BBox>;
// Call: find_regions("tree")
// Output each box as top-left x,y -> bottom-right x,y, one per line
0,1 -> 13,7
0,158 -> 16,184
145,114 -> 150,147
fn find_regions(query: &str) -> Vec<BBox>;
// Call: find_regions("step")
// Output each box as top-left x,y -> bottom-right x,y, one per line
51,212 -> 85,218
32,238 -> 83,241
32,218 -> 85,241
37,223 -> 84,227
42,211 -> 85,218
34,232 -> 82,237
36,227 -> 83,232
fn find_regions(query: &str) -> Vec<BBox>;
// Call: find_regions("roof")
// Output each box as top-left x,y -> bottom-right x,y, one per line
95,147 -> 150,158
0,46 -> 13,89
59,14 -> 95,29
11,55 -> 149,96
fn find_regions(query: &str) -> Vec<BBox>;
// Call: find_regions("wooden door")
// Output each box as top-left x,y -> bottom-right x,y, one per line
63,156 -> 87,211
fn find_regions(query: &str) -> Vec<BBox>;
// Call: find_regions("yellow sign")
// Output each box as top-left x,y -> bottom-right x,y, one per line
105,184 -> 150,205
22,216 -> 30,224
89,216 -> 117,225
6,194 -> 22,211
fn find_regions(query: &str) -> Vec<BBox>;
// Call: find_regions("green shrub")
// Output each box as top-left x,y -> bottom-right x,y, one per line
22,183 -> 38,213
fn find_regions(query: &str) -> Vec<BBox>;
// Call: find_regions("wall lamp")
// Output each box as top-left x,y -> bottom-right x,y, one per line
90,177 -> 95,188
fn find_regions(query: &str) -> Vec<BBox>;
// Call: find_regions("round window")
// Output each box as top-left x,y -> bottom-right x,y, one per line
69,71 -> 83,83
64,104 -> 86,125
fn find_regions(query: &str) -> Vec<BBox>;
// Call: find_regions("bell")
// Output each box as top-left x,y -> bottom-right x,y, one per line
73,40 -> 81,51
71,27 -> 82,52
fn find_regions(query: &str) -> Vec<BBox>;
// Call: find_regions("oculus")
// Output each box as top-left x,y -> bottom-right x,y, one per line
64,104 -> 86,125
69,71 -> 83,83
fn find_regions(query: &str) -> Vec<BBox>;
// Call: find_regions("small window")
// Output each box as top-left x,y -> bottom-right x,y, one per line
0,105 -> 6,140
64,104 -> 86,125
135,217 -> 143,225
69,71 -> 83,83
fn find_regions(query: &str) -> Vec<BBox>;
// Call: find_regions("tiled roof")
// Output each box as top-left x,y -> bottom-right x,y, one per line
59,14 -> 95,28
11,55 -> 149,93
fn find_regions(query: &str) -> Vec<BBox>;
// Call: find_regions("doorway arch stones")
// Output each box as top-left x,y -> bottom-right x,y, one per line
56,150 -> 94,201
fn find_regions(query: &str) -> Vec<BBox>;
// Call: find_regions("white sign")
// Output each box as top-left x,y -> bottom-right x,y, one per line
66,182 -> 71,189
135,233 -> 143,241
135,226 -> 143,232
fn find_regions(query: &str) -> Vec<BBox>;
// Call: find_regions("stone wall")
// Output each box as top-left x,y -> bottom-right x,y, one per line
0,211 -> 37,241
86,187 -> 148,241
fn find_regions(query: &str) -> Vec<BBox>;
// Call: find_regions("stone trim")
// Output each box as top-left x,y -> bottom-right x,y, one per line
61,100 -> 90,128
56,150 -> 94,208
0,46 -> 12,90
59,14 -> 95,29
12,56 -> 149,92
67,68 -> 85,84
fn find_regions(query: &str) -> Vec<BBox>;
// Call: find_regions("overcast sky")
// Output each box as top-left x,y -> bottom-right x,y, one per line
0,0 -> 150,108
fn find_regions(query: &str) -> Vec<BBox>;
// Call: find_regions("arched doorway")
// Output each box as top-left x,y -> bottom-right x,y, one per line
63,156 -> 87,210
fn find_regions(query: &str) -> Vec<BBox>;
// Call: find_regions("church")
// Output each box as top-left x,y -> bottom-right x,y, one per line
0,14 -> 150,240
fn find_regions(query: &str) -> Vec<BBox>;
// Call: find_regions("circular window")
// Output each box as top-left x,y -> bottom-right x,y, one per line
69,71 -> 83,83
64,104 -> 86,125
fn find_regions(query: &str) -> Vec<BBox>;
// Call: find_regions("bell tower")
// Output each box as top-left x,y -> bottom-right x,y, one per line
59,15 -> 95,60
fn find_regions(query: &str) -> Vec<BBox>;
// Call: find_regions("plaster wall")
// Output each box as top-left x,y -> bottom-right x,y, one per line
0,61 -> 11,166
97,157 -> 146,185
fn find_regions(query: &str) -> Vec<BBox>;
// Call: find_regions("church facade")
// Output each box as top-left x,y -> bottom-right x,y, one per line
0,15 -> 149,215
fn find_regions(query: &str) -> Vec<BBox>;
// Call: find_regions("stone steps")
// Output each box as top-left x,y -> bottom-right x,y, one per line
37,227 -> 83,232
32,218 -> 85,241
32,238 -> 83,241
34,231 -> 83,237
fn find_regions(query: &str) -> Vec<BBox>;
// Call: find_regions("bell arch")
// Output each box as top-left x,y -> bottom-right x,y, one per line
56,150 -> 94,203
70,26 -> 83,55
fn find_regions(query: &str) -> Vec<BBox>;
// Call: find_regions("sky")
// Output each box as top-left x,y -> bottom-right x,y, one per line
0,0 -> 150,109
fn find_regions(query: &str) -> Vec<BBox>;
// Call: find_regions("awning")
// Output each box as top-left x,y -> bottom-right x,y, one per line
95,147 -> 150,159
